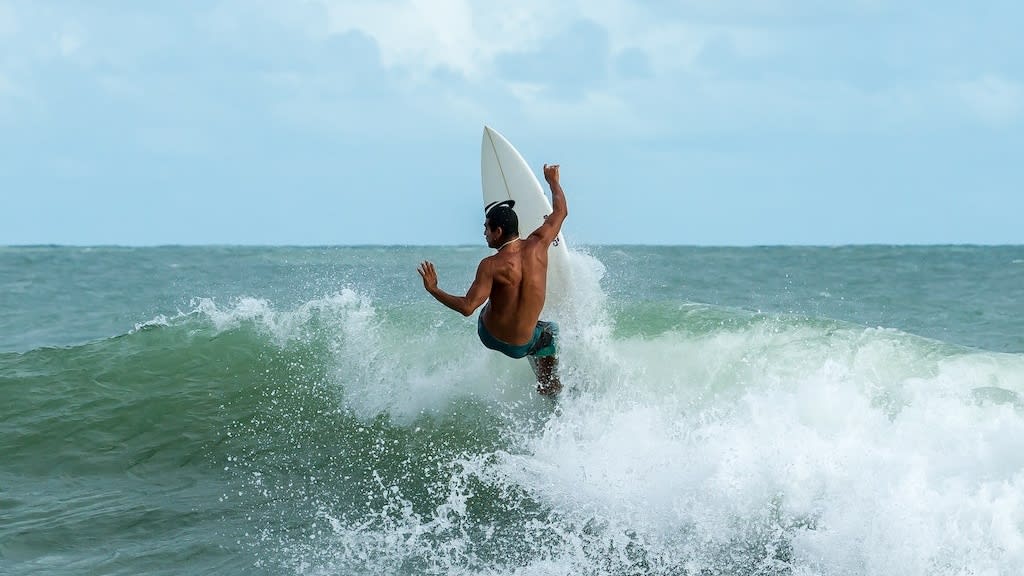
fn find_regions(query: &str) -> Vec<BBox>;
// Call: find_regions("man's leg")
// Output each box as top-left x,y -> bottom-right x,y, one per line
528,355 -> 562,396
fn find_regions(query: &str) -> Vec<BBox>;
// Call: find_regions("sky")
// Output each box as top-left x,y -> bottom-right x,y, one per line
1,0 -> 1022,246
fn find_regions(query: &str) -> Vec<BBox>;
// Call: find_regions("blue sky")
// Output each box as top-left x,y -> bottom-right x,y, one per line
1,1 -> 1022,245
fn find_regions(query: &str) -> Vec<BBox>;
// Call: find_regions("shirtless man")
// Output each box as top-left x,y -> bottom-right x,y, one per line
417,163 -> 568,396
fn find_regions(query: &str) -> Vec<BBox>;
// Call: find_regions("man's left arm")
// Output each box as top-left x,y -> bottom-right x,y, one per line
418,260 -> 492,317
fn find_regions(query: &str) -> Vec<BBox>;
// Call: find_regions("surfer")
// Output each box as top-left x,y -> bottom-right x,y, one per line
418,163 -> 568,396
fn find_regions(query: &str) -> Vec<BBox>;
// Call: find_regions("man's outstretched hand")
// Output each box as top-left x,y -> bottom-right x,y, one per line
417,261 -> 438,293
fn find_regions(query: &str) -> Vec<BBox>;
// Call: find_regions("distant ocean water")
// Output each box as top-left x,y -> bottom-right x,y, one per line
2,245 -> 1023,576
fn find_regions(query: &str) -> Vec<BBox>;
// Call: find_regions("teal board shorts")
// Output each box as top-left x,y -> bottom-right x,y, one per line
478,316 -> 558,359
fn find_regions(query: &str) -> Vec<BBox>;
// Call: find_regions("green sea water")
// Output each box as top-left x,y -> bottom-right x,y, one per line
2,245 -> 1023,575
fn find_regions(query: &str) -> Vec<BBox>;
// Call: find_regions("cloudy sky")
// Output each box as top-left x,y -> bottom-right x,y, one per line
1,0 -> 1021,245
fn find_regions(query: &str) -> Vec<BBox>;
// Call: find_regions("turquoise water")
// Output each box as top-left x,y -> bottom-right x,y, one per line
2,245 -> 1023,575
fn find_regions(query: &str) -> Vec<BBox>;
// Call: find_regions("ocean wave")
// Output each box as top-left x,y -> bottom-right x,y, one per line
5,275 -> 1024,575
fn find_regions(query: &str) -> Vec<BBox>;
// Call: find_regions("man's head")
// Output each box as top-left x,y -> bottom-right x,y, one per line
484,201 -> 519,248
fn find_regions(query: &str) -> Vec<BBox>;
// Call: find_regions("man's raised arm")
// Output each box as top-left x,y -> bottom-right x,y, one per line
530,163 -> 568,245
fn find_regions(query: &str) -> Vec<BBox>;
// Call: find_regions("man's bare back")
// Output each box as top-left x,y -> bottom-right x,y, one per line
418,164 -> 568,395
477,234 -> 551,344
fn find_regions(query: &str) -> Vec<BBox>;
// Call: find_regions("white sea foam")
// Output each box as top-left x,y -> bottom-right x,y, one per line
188,289 -> 376,346
490,322 -> 1024,574
192,252 -> 1024,574
130,314 -> 170,333
280,341 -> 1024,574
326,248 -> 623,424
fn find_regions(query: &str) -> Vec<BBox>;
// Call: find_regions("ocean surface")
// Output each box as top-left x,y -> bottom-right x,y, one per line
2,245 -> 1023,576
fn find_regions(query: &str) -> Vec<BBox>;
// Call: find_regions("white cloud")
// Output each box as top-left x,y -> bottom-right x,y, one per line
73,0 -> 1014,141
310,1 -> 765,80
315,0 -> 563,79
297,0 -> 729,136
958,75 -> 1024,126
572,2 -> 779,74
303,0 -> 790,126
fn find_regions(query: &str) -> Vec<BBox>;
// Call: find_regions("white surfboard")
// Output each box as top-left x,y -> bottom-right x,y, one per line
480,126 -> 571,313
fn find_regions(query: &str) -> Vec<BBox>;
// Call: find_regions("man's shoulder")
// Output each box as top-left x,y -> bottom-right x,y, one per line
521,236 -> 551,252
478,253 -> 503,271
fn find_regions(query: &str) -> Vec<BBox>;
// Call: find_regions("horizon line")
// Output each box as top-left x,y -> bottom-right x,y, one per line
3,242 -> 1023,249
